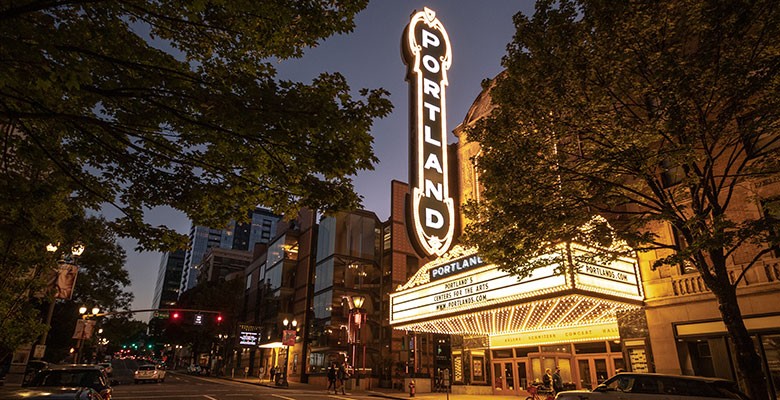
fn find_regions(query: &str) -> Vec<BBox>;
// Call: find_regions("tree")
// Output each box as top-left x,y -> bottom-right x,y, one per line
464,1 -> 779,399
0,0 -> 392,251
0,213 -> 134,362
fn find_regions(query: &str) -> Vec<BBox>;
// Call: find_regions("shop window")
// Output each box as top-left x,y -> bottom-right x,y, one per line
574,342 -> 607,354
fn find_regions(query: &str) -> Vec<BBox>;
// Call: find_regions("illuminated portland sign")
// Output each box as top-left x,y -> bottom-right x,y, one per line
403,8 -> 455,257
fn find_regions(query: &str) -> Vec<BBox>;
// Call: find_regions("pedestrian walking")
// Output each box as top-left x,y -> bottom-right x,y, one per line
337,362 -> 349,394
327,363 -> 337,393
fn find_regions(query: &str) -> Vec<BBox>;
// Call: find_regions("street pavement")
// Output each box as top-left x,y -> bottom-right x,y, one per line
1,358 -> 527,400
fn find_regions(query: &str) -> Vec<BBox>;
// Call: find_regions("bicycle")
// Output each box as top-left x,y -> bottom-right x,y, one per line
526,384 -> 555,400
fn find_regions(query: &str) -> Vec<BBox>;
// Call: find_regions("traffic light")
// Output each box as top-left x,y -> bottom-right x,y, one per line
122,345 -> 127,349
147,344 -> 153,349
172,311 -> 180,319
216,315 -> 223,323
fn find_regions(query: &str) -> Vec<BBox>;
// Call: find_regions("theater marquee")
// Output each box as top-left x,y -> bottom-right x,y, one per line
390,245 -> 643,335
402,8 -> 455,257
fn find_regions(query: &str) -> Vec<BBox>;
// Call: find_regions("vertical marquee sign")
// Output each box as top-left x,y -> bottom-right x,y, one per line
403,8 -> 455,257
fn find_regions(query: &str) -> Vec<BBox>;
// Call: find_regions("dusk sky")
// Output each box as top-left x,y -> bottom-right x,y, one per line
118,1 -> 537,319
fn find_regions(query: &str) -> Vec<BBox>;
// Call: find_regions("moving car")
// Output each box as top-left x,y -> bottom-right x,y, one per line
26,365 -> 115,400
555,373 -> 749,400
134,364 -> 166,383
9,387 -> 105,399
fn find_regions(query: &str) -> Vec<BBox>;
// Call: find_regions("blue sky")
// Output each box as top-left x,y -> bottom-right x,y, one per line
119,1 -> 537,318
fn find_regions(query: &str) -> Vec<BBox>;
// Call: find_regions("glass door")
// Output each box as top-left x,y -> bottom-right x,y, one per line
594,358 -> 609,385
577,359 -> 592,389
493,363 -> 503,391
517,362 -> 528,391
504,362 -> 516,391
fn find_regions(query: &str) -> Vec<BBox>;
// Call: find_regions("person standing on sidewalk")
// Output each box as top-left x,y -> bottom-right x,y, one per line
553,366 -> 563,394
327,363 -> 337,394
337,362 -> 348,395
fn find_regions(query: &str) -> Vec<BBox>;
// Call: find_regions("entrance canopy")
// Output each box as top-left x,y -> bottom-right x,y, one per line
390,244 -> 643,336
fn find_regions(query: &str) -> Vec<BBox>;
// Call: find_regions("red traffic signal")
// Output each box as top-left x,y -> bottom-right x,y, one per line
216,315 -> 223,323
172,312 -> 180,319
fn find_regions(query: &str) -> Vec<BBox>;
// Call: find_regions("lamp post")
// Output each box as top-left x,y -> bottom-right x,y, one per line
37,243 -> 85,359
75,305 -> 99,363
278,318 -> 297,387
350,295 -> 366,389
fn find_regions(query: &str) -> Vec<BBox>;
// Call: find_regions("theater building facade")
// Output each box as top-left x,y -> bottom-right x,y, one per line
385,8 -> 652,395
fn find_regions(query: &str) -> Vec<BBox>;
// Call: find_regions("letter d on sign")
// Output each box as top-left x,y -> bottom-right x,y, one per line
426,208 -> 444,229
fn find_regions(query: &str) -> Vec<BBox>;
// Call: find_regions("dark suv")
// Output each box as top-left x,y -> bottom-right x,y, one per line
26,365 -> 114,400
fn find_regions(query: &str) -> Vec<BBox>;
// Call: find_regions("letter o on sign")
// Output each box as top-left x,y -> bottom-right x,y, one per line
422,55 -> 440,73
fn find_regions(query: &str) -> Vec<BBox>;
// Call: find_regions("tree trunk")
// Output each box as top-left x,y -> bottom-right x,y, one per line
713,284 -> 770,400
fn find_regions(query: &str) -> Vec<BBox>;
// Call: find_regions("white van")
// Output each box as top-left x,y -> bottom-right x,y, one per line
555,373 -> 749,400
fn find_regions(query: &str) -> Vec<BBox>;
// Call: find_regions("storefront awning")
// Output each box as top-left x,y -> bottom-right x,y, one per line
390,244 -> 643,336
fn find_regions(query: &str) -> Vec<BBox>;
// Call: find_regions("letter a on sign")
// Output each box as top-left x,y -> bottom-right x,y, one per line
402,8 -> 455,257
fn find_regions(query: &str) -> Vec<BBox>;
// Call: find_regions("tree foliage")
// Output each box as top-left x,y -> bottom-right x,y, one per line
0,0 -> 392,251
464,1 -> 779,398
0,213 -> 133,362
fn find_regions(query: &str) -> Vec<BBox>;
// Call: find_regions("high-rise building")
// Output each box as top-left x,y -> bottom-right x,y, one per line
152,249 -> 186,310
179,208 -> 280,294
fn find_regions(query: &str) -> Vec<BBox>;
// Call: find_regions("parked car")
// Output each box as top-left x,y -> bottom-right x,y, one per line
9,387 -> 104,399
134,364 -> 166,383
97,363 -> 112,376
555,373 -> 749,400
26,365 -> 115,400
22,360 -> 50,385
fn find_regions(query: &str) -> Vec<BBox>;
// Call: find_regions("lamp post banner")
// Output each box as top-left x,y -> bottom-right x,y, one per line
53,263 -> 79,299
282,329 -> 296,346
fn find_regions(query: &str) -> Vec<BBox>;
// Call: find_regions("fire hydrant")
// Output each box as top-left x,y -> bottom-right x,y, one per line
409,379 -> 416,397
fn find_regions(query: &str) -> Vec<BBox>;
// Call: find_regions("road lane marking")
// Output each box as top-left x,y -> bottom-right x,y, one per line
328,396 -> 358,400
272,394 -> 296,400
204,396 -> 218,400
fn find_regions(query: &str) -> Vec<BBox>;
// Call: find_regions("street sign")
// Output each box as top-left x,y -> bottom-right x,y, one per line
72,320 -> 96,339
33,345 -> 46,359
153,311 -> 170,319
194,314 -> 203,325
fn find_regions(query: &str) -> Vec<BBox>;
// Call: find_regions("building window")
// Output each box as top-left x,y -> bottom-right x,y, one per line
762,199 -> 780,258
672,226 -> 697,274
660,158 -> 684,188
739,114 -> 780,158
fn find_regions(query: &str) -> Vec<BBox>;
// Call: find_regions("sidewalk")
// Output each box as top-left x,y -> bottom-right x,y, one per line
215,374 -> 527,400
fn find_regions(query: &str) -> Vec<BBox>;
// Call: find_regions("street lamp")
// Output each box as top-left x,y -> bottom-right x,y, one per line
278,318 -> 297,387
350,295 -> 367,388
75,305 -> 99,363
37,243 -> 86,360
